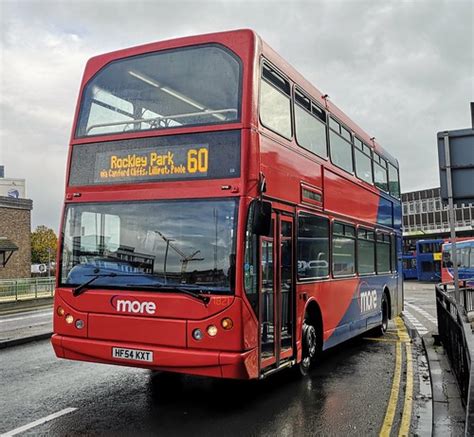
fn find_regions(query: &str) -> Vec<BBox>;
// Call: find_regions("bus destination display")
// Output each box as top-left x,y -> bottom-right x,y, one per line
68,131 -> 241,186
95,143 -> 209,182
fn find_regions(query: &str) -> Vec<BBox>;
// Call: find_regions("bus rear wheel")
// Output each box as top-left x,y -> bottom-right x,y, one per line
373,294 -> 389,336
297,320 -> 318,376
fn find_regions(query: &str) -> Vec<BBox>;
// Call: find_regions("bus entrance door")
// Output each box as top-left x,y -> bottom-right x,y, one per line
259,213 -> 294,374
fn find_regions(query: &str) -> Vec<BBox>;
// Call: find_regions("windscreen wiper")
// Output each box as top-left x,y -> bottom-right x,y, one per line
72,272 -> 144,297
125,284 -> 211,305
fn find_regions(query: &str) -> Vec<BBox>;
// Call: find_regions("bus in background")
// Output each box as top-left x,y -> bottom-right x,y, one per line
402,253 -> 417,280
52,29 -> 402,379
416,239 -> 443,282
442,239 -> 474,286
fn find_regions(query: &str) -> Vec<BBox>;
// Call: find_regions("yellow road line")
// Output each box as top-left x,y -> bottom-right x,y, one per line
398,340 -> 414,436
379,338 -> 402,437
363,337 -> 410,343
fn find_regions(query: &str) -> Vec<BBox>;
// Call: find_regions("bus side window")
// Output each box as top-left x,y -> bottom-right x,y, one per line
260,63 -> 292,140
333,222 -> 356,276
357,228 -> 375,274
297,213 -> 329,280
376,233 -> 391,273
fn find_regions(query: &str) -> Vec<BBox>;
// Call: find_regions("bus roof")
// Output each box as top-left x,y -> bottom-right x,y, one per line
443,239 -> 474,249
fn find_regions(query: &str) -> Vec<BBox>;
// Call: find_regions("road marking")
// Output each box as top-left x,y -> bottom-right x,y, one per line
404,302 -> 438,325
363,337 -> 410,343
379,329 -> 402,437
0,312 -> 52,324
402,311 -> 428,335
0,408 -> 77,436
399,343 -> 414,437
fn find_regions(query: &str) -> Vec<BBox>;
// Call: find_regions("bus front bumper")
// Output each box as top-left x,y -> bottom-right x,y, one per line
51,334 -> 258,379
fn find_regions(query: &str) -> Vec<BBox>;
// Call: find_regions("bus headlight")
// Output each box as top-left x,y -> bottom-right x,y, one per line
75,319 -> 84,329
207,325 -> 218,337
65,314 -> 74,324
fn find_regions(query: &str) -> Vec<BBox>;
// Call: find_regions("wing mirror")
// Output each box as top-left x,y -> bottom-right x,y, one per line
251,200 -> 272,236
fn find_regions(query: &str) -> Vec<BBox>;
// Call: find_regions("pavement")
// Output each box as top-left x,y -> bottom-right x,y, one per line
403,281 -> 466,436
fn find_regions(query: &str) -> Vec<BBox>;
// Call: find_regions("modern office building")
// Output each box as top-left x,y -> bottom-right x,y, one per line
402,187 -> 474,251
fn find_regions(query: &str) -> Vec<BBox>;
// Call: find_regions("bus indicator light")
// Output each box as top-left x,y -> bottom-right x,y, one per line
221,318 -> 233,330
57,306 -> 65,317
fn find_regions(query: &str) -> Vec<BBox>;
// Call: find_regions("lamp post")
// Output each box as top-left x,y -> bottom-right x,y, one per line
47,247 -> 51,279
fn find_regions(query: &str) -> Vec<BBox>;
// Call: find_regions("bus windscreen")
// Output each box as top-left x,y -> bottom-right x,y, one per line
75,44 -> 241,137
60,199 -> 237,293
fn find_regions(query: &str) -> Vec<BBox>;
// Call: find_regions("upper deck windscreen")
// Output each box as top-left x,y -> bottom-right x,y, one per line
75,44 -> 241,137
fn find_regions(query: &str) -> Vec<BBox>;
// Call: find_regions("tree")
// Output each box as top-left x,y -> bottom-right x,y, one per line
31,225 -> 58,264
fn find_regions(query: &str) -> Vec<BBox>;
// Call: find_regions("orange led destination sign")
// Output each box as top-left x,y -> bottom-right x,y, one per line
69,131 -> 241,186
95,143 -> 209,182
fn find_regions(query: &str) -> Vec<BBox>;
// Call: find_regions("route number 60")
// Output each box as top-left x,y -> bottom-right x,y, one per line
187,148 -> 208,173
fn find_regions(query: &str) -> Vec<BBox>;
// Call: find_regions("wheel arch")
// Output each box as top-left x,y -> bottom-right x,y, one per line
304,299 -> 323,350
383,286 -> 392,320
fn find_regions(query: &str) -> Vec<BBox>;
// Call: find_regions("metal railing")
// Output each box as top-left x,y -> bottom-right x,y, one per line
0,277 -> 55,303
436,282 -> 474,435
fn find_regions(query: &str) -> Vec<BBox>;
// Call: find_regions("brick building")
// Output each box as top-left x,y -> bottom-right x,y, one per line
0,196 -> 33,279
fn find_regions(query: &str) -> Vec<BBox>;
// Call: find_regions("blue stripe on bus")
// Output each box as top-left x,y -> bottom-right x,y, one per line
323,276 -> 396,350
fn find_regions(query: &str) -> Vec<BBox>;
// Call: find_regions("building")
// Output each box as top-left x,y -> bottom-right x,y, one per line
402,187 -> 474,251
0,167 -> 33,279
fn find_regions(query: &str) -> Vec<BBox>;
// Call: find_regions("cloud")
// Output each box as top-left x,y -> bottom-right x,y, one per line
0,0 -> 472,229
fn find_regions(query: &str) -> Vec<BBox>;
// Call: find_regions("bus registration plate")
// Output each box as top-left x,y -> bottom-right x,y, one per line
112,347 -> 153,362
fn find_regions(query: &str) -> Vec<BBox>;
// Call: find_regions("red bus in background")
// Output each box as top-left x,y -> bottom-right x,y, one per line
441,239 -> 474,286
52,29 -> 402,379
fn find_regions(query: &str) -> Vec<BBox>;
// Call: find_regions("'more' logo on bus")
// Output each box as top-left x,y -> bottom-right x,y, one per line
357,282 -> 378,313
111,296 -> 156,315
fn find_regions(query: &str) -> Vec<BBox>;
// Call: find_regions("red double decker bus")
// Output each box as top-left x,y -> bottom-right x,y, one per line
52,29 -> 402,379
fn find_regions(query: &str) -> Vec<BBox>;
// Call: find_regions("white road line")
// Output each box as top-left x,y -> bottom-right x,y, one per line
403,310 -> 428,335
405,302 -> 438,325
0,312 -> 52,324
0,408 -> 77,437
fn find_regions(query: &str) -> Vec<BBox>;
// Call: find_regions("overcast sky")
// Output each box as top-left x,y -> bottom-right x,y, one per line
0,0 -> 473,230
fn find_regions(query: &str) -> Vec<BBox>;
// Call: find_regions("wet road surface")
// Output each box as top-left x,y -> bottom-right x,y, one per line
1,331 -> 400,436
0,308 -> 52,332
0,307 -> 52,343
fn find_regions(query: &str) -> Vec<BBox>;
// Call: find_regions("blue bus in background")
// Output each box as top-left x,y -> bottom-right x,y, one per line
415,239 -> 443,282
442,239 -> 474,286
402,253 -> 417,280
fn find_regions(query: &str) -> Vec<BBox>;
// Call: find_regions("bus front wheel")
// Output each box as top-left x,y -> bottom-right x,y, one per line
297,320 -> 317,376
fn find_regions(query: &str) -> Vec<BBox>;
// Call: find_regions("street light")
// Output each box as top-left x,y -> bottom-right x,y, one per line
47,247 -> 51,279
